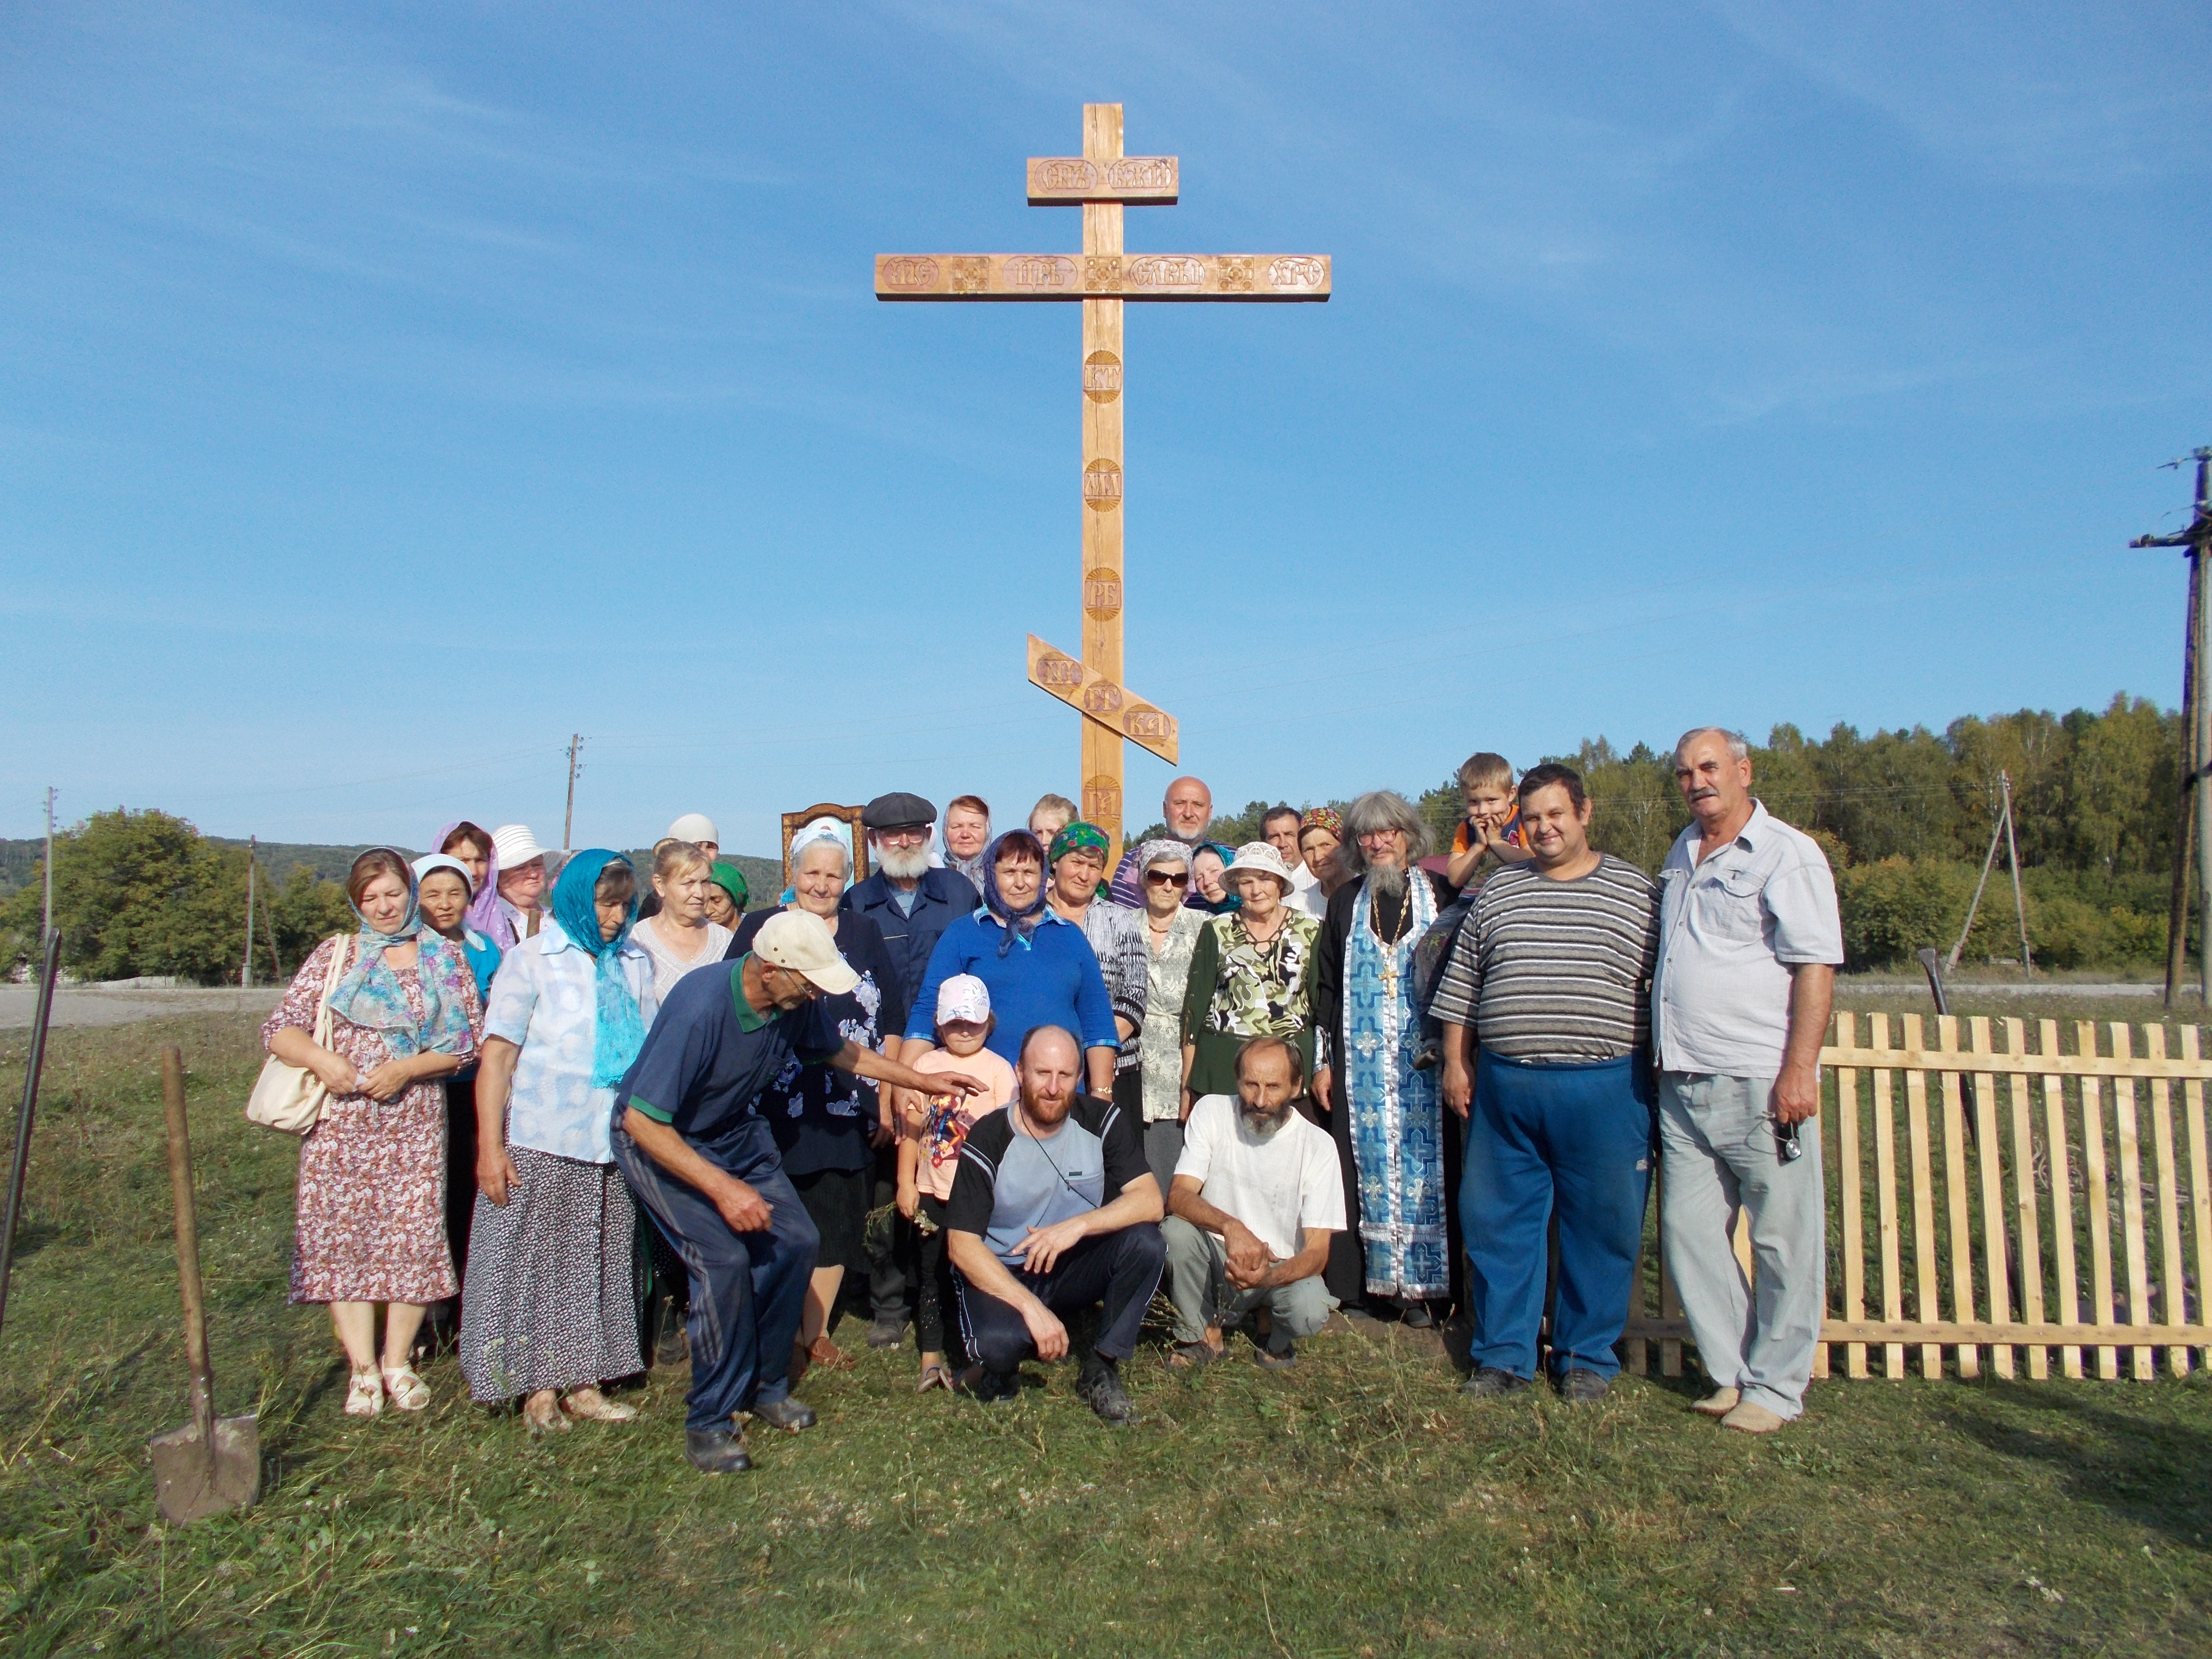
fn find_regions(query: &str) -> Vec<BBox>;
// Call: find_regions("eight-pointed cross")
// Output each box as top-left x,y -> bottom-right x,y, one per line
875,102 -> 1330,862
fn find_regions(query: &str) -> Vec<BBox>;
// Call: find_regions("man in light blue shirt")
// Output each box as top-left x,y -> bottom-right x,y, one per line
1652,728 -> 1842,1435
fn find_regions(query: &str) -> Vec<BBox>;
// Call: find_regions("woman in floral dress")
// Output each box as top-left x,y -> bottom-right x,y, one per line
1178,842 -> 1322,1106
264,848 -> 484,1418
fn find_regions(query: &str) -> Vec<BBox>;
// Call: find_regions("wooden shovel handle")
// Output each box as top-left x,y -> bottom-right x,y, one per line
161,1048 -> 215,1449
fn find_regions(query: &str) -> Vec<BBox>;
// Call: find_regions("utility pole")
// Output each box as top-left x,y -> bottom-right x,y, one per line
2134,446 -> 2212,1006
240,835 -> 258,990
562,733 -> 584,852
40,788 -> 54,958
2164,551 -> 2199,1005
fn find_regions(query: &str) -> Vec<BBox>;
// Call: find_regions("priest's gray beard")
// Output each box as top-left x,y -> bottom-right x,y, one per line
1367,860 -> 1408,904
878,845 -> 930,880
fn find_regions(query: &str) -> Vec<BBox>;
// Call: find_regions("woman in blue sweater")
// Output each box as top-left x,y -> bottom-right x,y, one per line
903,830 -> 1119,1097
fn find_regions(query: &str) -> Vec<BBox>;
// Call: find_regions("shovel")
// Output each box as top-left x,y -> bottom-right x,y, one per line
148,1046 -> 260,1523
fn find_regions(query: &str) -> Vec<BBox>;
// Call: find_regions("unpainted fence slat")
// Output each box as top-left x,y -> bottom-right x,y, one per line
1904,1015 -> 1942,1378
2144,1027 -> 2188,1378
1871,1013 -> 1904,1379
2112,1025 -> 2154,1381
2185,1028 -> 2212,1373
2041,1020 -> 2081,1379
1836,1011 -> 1867,1380
1937,1020 -> 1979,1379
1968,1017 -> 2015,1379
2003,1019 -> 2047,1380
2080,1022 -> 2118,1380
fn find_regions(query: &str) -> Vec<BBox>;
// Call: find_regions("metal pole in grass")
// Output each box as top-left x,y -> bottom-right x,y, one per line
0,929 -> 63,1343
2134,446 -> 2212,1004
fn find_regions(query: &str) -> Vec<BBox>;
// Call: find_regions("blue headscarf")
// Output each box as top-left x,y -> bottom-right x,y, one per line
550,850 -> 649,1089
326,851 -> 477,1058
979,829 -> 1049,957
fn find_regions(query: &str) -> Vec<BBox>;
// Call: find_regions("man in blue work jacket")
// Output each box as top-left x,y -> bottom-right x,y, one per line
840,790 -> 982,1347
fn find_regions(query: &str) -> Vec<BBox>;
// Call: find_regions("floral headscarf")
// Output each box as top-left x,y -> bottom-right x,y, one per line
327,851 -> 476,1059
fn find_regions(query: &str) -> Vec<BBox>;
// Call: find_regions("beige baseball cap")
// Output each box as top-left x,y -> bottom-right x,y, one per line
752,910 -> 860,995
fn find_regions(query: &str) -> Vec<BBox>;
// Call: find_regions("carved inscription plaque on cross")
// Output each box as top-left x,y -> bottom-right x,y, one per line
877,104 -> 1329,859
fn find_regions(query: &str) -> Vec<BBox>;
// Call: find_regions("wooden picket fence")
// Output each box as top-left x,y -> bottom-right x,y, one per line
1624,1012 -> 2212,1382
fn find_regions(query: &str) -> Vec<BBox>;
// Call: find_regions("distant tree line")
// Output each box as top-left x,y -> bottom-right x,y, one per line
1,809 -> 356,985
7,697 -> 2181,983
1414,695 -> 2179,971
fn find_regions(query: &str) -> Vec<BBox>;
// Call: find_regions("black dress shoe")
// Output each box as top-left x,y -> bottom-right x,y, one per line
747,1396 -> 817,1432
1555,1367 -> 1610,1404
685,1427 -> 752,1474
1077,1358 -> 1136,1424
959,1365 -> 1021,1403
867,1311 -> 909,1349
1460,1366 -> 1530,1398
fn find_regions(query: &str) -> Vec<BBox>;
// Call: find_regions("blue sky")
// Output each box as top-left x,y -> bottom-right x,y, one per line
4,3 -> 2207,855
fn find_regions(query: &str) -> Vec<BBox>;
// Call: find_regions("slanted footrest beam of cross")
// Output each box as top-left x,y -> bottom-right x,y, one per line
876,104 -> 1327,859
1026,635 -> 1179,765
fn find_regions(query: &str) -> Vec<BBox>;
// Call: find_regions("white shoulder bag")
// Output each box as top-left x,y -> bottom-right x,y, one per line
245,936 -> 352,1134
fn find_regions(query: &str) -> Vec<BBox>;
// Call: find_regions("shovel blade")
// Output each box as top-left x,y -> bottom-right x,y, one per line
149,1414 -> 260,1524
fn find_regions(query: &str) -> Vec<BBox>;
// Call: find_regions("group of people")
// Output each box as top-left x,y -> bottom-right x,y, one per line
262,729 -> 1842,1472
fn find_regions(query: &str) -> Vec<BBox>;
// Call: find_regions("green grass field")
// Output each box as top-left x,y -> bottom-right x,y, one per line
3,1013 -> 2210,1657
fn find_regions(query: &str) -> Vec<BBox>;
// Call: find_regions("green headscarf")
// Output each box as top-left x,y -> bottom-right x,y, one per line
709,860 -> 750,914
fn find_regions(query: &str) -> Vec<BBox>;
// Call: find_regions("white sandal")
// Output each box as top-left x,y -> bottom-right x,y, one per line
561,1387 -> 638,1423
345,1366 -> 384,1417
380,1364 -> 431,1412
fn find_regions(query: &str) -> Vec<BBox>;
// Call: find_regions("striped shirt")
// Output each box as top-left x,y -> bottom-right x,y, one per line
1431,856 -> 1660,1063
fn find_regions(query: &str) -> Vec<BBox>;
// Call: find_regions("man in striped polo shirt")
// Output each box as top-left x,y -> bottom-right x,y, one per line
1434,763 -> 1660,1401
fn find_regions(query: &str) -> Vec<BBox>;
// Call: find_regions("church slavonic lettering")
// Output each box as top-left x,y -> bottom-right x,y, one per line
881,257 -> 938,291
1126,255 -> 1203,289
1267,256 -> 1327,290
1082,458 -> 1122,510
1006,254 -> 1075,291
1037,653 -> 1083,687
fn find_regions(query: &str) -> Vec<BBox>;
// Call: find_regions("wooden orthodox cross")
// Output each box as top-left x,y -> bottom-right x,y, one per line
876,103 -> 1329,860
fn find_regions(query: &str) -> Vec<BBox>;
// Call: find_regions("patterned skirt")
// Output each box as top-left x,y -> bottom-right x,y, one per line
457,1148 -> 644,1400
290,1080 -> 458,1306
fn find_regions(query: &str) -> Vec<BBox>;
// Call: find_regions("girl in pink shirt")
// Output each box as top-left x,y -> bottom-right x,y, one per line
898,974 -> 1017,1391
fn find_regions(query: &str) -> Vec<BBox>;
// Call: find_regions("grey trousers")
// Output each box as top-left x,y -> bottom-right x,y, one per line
1658,1072 -> 1825,1419
1143,1119 -> 1185,1205
1161,1214 -> 1337,1348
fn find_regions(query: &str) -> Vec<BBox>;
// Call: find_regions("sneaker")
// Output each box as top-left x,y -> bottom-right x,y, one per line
1554,1367 -> 1610,1404
1691,1387 -> 1741,1418
959,1365 -> 1021,1403
746,1396 -> 817,1433
685,1426 -> 753,1474
1459,1366 -> 1529,1398
1077,1358 -> 1136,1424
867,1311 -> 909,1350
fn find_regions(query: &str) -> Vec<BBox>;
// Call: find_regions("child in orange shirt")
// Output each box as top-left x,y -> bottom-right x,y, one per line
898,974 -> 1017,1391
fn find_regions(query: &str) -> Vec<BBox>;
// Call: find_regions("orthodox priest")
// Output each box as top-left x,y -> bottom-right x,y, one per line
1311,790 -> 1459,1324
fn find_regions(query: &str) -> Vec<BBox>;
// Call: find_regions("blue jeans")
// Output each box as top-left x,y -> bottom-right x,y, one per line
1462,1050 -> 1654,1380
612,1119 -> 819,1429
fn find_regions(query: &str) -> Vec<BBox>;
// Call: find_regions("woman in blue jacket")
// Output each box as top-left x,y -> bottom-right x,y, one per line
903,830 -> 1118,1098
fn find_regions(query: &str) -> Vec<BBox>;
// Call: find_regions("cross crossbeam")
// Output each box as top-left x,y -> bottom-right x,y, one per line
876,103 -> 1329,859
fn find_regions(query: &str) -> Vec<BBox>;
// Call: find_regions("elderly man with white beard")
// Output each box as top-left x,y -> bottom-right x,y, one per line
1312,790 -> 1457,1325
841,792 -> 982,1348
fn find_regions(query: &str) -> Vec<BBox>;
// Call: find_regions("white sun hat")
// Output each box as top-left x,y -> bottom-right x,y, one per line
668,812 -> 720,844
1224,841 -> 1296,895
491,823 -> 548,867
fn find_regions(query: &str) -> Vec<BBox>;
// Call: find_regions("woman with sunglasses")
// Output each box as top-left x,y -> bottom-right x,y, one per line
1133,840 -> 1207,1198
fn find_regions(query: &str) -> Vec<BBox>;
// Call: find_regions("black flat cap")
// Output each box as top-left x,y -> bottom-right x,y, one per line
862,792 -> 936,830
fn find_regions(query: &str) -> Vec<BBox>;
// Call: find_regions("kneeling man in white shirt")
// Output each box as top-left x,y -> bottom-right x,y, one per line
1164,1035 -> 1345,1370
